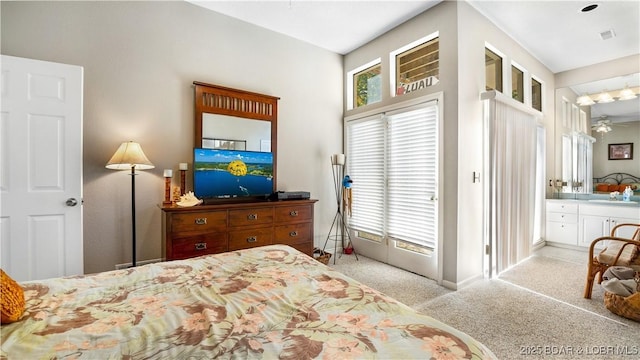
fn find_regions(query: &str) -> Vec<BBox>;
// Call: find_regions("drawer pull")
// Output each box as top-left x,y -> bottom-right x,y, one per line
195,242 -> 207,250
247,214 -> 258,220
246,236 -> 257,243
289,210 -> 298,217
289,231 -> 298,237
194,218 -> 207,225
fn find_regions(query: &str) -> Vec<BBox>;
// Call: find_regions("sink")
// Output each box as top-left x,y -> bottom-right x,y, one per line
588,199 -> 638,204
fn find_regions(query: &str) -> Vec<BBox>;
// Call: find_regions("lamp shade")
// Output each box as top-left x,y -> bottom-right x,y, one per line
106,141 -> 155,170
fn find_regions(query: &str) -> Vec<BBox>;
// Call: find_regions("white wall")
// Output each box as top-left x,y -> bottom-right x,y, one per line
344,1 -> 461,284
1,1 -> 344,273
343,1 -> 556,287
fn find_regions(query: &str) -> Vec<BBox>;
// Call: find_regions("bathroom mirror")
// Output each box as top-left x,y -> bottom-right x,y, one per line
554,73 -> 640,193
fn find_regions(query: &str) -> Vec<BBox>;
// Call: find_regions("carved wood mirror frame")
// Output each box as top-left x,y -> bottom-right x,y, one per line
194,81 -> 279,192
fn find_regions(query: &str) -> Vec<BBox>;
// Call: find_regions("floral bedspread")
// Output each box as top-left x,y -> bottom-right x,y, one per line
1,245 -> 495,359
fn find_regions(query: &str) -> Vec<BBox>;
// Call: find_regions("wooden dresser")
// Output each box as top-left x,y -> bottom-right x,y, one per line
161,199 -> 317,261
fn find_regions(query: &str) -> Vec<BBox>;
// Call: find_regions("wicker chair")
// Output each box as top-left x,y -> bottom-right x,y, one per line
583,223 -> 640,299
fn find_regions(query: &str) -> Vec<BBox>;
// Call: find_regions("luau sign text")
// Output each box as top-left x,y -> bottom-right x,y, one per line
396,76 -> 440,95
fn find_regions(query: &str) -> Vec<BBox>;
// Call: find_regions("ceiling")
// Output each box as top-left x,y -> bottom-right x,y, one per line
188,0 -> 639,73
187,0 -> 639,123
187,0 -> 442,55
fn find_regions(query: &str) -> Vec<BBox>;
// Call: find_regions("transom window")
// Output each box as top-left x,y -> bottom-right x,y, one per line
394,36 -> 439,96
532,78 -> 542,111
353,63 -> 382,108
485,48 -> 503,92
512,65 -> 524,103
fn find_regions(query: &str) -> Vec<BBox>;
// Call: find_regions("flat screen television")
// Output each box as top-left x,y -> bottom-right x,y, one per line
193,148 -> 274,200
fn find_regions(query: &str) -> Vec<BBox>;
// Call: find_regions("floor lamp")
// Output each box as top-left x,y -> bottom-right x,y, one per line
106,141 -> 155,267
322,154 -> 358,264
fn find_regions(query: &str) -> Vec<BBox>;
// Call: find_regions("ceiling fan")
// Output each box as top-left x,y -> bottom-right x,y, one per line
591,116 -> 627,134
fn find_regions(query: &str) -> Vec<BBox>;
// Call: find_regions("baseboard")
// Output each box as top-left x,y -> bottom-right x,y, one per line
115,258 -> 164,270
441,273 -> 484,291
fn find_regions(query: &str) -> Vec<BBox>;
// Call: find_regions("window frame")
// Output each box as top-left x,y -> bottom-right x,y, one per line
531,75 -> 543,112
345,97 -> 441,252
485,44 -> 505,93
511,61 -> 526,103
389,31 -> 439,98
346,58 -> 382,110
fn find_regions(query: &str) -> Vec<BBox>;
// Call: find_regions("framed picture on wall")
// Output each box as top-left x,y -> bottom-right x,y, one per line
608,143 -> 633,160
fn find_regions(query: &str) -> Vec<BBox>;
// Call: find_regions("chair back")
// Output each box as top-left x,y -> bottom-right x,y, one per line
610,223 -> 640,241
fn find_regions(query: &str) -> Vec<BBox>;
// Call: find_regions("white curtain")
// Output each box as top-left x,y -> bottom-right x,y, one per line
485,93 -> 538,274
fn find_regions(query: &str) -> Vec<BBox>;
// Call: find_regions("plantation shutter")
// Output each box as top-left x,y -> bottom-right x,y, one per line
386,104 -> 438,249
346,115 -> 385,237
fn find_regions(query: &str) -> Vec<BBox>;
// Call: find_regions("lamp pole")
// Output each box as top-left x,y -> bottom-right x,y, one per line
130,165 -> 137,267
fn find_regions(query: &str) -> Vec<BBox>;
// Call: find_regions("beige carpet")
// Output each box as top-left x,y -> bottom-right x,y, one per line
329,246 -> 640,359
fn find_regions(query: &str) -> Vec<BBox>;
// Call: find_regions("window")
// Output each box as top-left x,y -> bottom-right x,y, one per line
532,78 -> 542,111
347,102 -> 439,250
353,63 -> 382,108
394,36 -> 439,96
485,48 -> 503,92
511,65 -> 524,102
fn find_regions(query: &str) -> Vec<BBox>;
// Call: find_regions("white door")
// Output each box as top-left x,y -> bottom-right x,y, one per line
385,104 -> 439,279
346,100 -> 440,280
0,55 -> 83,281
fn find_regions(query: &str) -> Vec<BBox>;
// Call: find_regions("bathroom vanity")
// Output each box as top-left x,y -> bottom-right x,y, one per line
546,199 -> 640,248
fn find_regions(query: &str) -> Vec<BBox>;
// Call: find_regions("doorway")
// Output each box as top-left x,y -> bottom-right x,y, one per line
345,96 -> 441,280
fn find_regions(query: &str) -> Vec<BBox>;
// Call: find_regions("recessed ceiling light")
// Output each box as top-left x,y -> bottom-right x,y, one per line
581,4 -> 598,12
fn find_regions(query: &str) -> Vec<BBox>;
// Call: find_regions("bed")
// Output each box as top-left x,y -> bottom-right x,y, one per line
1,245 -> 495,359
593,172 -> 640,193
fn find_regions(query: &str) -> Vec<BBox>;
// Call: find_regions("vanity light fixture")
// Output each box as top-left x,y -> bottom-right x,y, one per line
595,91 -> 615,103
576,86 -> 640,105
618,86 -> 637,101
576,94 -> 595,106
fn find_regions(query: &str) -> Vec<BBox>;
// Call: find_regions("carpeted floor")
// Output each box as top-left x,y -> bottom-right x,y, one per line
329,246 -> 640,359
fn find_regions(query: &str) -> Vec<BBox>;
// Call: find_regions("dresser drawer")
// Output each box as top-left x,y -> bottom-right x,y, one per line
228,227 -> 273,250
170,233 -> 227,260
546,221 -> 577,245
274,223 -> 311,245
546,201 -> 578,213
170,211 -> 227,234
229,208 -> 273,227
274,204 -> 312,223
547,212 -> 577,223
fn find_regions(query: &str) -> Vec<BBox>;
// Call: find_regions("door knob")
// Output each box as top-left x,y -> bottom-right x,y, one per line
66,198 -> 78,207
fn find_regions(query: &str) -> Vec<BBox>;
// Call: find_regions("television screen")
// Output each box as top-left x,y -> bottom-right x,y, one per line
193,148 -> 274,199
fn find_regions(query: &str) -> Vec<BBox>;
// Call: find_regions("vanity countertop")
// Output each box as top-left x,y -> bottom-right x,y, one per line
547,198 -> 640,208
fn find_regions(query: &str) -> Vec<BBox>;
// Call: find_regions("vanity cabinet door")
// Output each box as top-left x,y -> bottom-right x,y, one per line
578,215 -> 609,248
610,217 -> 640,238
578,204 -> 640,247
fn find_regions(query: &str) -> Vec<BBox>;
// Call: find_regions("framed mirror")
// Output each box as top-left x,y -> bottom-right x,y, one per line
194,82 -> 279,195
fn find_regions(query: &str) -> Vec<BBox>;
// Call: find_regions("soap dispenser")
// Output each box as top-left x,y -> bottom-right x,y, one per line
622,186 -> 632,202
